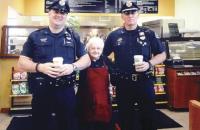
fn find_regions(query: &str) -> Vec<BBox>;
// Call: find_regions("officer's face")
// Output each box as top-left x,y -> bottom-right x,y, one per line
121,10 -> 139,27
88,43 -> 103,61
48,9 -> 67,28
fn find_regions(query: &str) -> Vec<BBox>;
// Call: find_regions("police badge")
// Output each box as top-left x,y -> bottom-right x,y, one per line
138,30 -> 147,46
59,0 -> 66,6
126,1 -> 133,7
116,37 -> 123,46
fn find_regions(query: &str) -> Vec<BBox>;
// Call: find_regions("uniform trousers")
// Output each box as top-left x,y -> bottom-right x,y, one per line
116,78 -> 157,130
31,79 -> 78,130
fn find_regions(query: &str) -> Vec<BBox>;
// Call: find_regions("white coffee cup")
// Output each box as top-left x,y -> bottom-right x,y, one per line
53,57 -> 64,65
134,55 -> 143,65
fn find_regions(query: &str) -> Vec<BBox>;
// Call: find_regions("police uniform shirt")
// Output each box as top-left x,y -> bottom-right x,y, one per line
21,27 -> 86,64
103,26 -> 165,73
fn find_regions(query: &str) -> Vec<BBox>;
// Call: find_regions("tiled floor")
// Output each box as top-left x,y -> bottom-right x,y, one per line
0,109 -> 188,130
0,113 -> 12,130
159,109 -> 189,130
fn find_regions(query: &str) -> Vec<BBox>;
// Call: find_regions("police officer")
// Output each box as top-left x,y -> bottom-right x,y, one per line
103,1 -> 166,130
17,0 -> 91,130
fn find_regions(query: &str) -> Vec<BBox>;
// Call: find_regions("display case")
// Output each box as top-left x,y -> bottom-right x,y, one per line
164,37 -> 200,66
0,25 -> 43,57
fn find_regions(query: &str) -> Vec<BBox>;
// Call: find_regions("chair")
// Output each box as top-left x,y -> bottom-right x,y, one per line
189,100 -> 200,130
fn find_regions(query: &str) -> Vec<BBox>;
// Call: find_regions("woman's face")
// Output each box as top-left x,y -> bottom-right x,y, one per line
88,43 -> 103,61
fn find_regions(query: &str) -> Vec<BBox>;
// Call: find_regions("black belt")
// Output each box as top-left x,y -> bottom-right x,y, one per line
34,74 -> 76,87
118,72 -> 152,82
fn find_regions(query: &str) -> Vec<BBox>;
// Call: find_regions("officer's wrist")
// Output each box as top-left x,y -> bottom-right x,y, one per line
147,61 -> 153,69
72,63 -> 78,71
35,63 -> 40,72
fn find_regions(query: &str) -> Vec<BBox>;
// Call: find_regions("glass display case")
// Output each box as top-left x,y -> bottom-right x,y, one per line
164,37 -> 200,66
1,26 -> 42,57
168,41 -> 200,60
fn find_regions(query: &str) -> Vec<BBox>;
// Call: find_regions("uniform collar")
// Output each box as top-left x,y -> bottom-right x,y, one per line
43,27 -> 66,37
121,26 -> 139,34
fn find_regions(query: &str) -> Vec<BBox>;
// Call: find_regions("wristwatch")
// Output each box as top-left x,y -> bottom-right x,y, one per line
147,61 -> 153,69
72,63 -> 78,71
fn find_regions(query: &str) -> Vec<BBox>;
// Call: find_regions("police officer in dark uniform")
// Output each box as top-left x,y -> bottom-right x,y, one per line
17,0 -> 91,130
103,1 -> 166,130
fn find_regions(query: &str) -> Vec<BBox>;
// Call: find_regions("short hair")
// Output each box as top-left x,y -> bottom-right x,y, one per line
85,37 -> 104,51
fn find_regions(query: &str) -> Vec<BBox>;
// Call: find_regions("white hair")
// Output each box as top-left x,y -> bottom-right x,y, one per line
85,37 -> 104,51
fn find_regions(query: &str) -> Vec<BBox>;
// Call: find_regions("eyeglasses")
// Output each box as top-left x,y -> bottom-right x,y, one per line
123,11 -> 137,15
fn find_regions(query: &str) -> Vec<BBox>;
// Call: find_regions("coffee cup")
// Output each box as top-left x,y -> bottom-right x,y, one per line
53,57 -> 63,65
134,55 -> 143,65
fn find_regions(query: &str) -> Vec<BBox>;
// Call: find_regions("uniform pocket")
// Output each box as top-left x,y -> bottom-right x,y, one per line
35,42 -> 52,59
62,41 -> 75,60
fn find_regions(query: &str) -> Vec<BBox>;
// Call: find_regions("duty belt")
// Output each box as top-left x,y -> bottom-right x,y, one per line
35,74 -> 76,87
118,72 -> 152,82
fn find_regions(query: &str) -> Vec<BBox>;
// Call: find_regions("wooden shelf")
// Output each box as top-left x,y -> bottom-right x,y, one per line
11,79 -> 28,82
154,83 -> 166,86
155,101 -> 168,104
155,74 -> 165,77
155,92 -> 166,95
10,106 -> 32,111
155,64 -> 165,67
10,94 -> 32,97
112,104 -> 118,107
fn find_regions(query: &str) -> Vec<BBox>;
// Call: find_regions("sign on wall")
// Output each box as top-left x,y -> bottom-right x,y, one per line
45,0 -> 158,13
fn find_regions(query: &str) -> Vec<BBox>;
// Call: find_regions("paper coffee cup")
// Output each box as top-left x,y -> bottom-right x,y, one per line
134,55 -> 143,65
53,57 -> 63,65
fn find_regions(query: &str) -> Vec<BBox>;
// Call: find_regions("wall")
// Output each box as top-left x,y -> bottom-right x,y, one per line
175,0 -> 200,31
24,0 -> 46,16
8,0 -> 24,15
0,0 -> 9,111
0,0 -> 8,50
0,0 -> 24,111
0,59 -> 18,111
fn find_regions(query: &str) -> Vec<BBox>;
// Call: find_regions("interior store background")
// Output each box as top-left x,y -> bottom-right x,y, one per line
0,0 -> 200,112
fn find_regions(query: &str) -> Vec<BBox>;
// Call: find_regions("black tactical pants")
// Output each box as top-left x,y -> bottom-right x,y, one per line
116,78 -> 157,130
31,76 -> 78,130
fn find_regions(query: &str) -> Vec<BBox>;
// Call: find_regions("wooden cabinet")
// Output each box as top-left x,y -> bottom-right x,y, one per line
166,66 -> 200,109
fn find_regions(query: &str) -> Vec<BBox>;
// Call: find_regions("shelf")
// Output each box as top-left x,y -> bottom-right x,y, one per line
11,79 -> 28,82
10,94 -> 32,97
10,106 -> 32,111
0,54 -> 19,58
112,104 -> 118,107
155,92 -> 166,95
155,101 -> 168,104
155,64 -> 165,67
155,74 -> 165,77
154,83 -> 166,86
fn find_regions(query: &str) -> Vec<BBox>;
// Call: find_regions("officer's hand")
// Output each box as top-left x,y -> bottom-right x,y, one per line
57,64 -> 74,77
38,63 -> 62,78
135,62 -> 150,72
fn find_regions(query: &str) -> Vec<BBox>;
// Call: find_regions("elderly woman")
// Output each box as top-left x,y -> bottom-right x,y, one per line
77,37 -> 112,130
